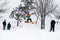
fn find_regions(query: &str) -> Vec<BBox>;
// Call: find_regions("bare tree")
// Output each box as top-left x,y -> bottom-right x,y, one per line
53,9 -> 60,19
0,0 -> 8,13
34,0 -> 58,29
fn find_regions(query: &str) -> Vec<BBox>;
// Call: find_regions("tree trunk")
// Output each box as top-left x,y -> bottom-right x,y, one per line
41,0 -> 45,29
36,17 -> 39,24
41,13 -> 45,29
17,20 -> 19,26
41,18 -> 45,29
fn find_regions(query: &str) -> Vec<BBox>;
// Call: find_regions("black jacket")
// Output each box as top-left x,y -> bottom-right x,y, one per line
51,20 -> 56,26
3,21 -> 6,26
7,23 -> 11,29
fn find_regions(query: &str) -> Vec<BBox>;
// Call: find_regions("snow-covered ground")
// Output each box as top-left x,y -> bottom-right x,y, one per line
0,13 -> 60,40
0,22 -> 60,40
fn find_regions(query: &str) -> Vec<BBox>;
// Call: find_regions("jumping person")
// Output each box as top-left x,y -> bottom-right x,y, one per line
26,13 -> 32,23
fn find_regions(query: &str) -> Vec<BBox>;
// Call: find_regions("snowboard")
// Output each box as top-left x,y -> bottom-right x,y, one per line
25,21 -> 35,24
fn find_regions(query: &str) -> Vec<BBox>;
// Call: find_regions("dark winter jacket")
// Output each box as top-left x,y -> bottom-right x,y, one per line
7,23 -> 11,29
3,21 -> 6,26
51,20 -> 56,26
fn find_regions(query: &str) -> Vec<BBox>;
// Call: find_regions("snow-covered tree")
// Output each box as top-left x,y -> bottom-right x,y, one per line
34,0 -> 58,29
10,6 -> 26,26
21,0 -> 35,14
10,0 -> 35,26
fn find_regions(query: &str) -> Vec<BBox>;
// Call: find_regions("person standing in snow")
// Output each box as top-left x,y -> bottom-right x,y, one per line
2,20 -> 6,30
50,20 -> 56,32
26,13 -> 32,23
7,22 -> 11,30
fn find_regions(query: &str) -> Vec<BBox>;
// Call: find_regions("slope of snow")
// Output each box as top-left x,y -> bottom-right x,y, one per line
0,30 -> 60,40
